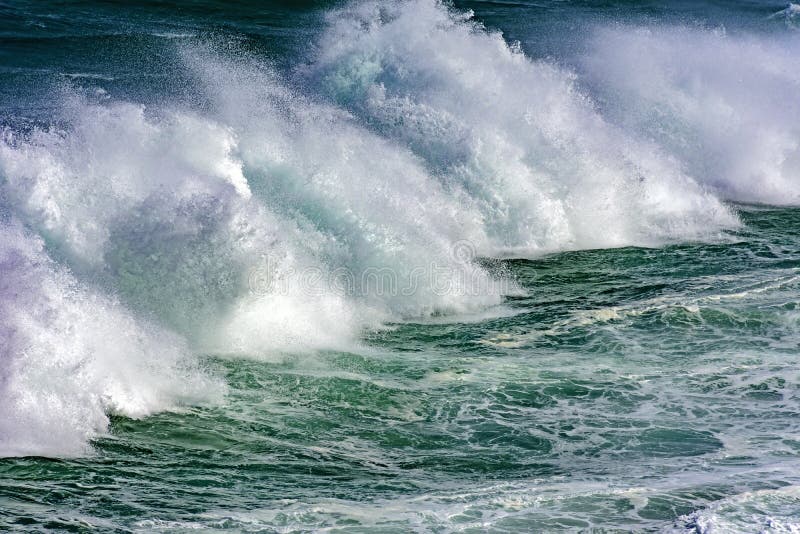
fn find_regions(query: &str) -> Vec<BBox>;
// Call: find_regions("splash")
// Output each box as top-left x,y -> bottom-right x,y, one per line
582,25 -> 800,205
0,0 -> 764,458
0,222 -> 222,458
305,0 -> 738,255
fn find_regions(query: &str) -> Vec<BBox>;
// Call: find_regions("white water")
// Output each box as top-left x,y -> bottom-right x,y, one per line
306,0 -> 738,255
582,25 -> 800,205
0,222 -> 222,457
673,486 -> 800,533
2,0 -> 798,457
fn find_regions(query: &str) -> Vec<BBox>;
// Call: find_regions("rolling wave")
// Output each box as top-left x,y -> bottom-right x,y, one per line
0,0 -> 796,457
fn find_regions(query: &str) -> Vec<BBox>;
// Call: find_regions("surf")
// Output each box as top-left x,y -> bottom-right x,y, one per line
0,0 -> 794,461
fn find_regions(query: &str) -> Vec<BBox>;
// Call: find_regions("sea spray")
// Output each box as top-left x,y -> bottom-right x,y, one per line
0,222 -> 222,458
582,25 -> 800,205
2,0 -> 800,530
306,0 -> 739,255
0,0 -> 790,461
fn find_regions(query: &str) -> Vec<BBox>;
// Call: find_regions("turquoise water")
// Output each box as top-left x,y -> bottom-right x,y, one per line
2,1 -> 800,531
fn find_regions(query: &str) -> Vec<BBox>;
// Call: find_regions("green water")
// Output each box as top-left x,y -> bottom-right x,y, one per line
3,206 -> 799,531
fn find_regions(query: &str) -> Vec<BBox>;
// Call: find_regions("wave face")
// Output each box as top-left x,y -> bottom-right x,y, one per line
0,0 -> 792,461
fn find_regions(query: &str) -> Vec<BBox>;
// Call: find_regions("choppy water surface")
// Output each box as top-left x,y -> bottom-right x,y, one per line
1,1 -> 800,531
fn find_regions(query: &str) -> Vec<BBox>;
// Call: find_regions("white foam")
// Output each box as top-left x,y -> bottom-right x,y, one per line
672,486 -> 800,534
306,0 -> 738,255
582,25 -> 800,206
0,72 -> 508,359
0,95 -> 365,354
182,47 -> 508,317
0,222 -> 223,458
1,0 -> 791,459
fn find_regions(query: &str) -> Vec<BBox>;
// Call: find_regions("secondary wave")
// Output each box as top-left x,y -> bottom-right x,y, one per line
304,0 -> 738,255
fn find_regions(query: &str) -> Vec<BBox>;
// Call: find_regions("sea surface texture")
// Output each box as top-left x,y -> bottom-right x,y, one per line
1,0 -> 800,531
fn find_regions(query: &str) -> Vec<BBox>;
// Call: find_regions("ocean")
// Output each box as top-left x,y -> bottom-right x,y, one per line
1,0 -> 799,531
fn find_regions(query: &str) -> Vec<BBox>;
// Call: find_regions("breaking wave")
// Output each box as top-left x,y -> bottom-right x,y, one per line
3,0 -> 797,457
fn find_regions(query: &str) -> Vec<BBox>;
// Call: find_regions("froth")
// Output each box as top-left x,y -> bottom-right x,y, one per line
307,0 -> 738,255
2,0 -> 782,458
583,26 -> 800,206
0,223 -> 223,458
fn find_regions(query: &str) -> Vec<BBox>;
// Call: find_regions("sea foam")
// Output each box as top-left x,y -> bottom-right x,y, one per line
582,25 -> 800,205
0,222 -> 222,458
306,0 -> 738,255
